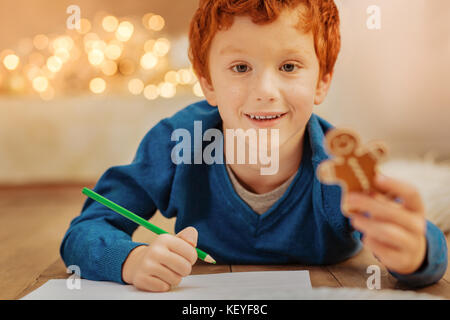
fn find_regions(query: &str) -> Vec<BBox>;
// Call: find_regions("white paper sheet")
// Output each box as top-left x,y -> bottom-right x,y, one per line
21,270 -> 312,300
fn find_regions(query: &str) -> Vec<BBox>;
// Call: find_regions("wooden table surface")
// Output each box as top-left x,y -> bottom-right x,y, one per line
1,184 -> 449,300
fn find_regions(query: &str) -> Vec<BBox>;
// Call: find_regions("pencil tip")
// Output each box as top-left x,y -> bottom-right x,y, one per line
204,255 -> 216,264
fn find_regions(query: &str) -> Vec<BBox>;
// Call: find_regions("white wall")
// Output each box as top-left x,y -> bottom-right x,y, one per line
317,0 -> 450,158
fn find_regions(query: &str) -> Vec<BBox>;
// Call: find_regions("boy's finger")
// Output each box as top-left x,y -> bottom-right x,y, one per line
176,226 -> 198,247
166,236 -> 198,265
363,235 -> 401,269
136,275 -> 170,292
374,174 -> 424,214
157,248 -> 193,277
345,193 -> 424,235
149,262 -> 182,287
350,215 -> 413,251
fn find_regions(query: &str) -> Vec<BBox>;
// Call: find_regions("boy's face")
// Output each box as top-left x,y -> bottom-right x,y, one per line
199,6 -> 332,153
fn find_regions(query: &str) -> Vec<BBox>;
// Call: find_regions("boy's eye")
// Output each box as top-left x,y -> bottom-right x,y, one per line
231,64 -> 250,73
280,63 -> 299,72
230,63 -> 300,73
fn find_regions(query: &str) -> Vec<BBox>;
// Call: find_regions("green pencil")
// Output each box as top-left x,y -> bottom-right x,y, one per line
82,187 -> 216,264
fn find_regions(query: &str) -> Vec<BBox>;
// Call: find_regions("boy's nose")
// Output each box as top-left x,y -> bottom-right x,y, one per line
254,70 -> 279,103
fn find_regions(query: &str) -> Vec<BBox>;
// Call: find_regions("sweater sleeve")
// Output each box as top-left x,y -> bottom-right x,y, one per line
60,119 -> 176,284
387,220 -> 448,288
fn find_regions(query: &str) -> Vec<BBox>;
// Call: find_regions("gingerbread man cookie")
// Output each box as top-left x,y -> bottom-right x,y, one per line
317,128 -> 388,195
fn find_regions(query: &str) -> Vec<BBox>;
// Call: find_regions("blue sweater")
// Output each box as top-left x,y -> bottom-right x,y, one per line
60,99 -> 448,288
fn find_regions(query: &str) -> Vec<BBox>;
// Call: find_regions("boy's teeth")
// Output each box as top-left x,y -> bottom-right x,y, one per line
248,114 -> 283,120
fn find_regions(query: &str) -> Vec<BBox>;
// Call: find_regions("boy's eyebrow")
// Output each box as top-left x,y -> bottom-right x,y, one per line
219,45 -> 308,57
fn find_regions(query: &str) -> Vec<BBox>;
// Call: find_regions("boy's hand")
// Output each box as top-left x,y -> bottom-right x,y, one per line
343,174 -> 427,275
122,226 -> 198,292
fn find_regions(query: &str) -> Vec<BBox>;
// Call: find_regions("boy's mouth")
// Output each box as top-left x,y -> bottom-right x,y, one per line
243,112 -> 288,128
244,112 -> 287,121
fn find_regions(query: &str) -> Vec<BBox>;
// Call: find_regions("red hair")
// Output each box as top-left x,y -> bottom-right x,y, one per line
188,0 -> 341,85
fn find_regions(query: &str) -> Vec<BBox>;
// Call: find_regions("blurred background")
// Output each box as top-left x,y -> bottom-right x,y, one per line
0,0 -> 449,185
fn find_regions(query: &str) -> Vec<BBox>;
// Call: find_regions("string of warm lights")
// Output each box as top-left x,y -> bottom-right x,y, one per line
0,12 -> 204,100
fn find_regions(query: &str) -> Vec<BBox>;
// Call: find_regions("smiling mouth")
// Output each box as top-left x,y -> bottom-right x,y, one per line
244,112 -> 288,121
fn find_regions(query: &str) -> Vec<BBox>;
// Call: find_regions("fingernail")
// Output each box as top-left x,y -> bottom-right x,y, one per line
186,230 -> 197,244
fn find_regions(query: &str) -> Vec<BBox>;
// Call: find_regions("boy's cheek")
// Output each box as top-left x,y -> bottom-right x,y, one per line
227,83 -> 248,99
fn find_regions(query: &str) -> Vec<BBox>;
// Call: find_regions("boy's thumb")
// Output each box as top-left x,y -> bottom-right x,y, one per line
176,226 -> 198,247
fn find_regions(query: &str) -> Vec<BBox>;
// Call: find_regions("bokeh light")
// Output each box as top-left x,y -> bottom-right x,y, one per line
140,52 -> 158,70
89,77 -> 106,94
88,49 -> 105,66
148,15 -> 165,31
128,78 -> 144,95
104,42 -> 122,60
46,56 -> 63,72
33,34 -> 49,50
177,69 -> 193,84
115,21 -> 134,42
158,82 -> 176,98
54,48 -> 70,63
3,54 -> 20,70
77,18 -> 92,34
24,64 -> 41,80
143,84 -> 159,100
0,11 -> 200,100
144,39 -> 155,52
193,82 -> 204,97
142,13 -> 153,29
100,60 -> 118,76
153,38 -> 170,57
52,36 -> 74,52
164,70 -> 180,84
32,76 -> 49,92
102,16 -> 119,32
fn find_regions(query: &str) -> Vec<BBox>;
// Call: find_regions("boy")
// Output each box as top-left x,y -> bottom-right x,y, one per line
61,0 -> 447,292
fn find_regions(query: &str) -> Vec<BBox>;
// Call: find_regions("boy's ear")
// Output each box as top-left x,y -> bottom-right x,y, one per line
199,76 -> 218,107
314,72 -> 333,105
